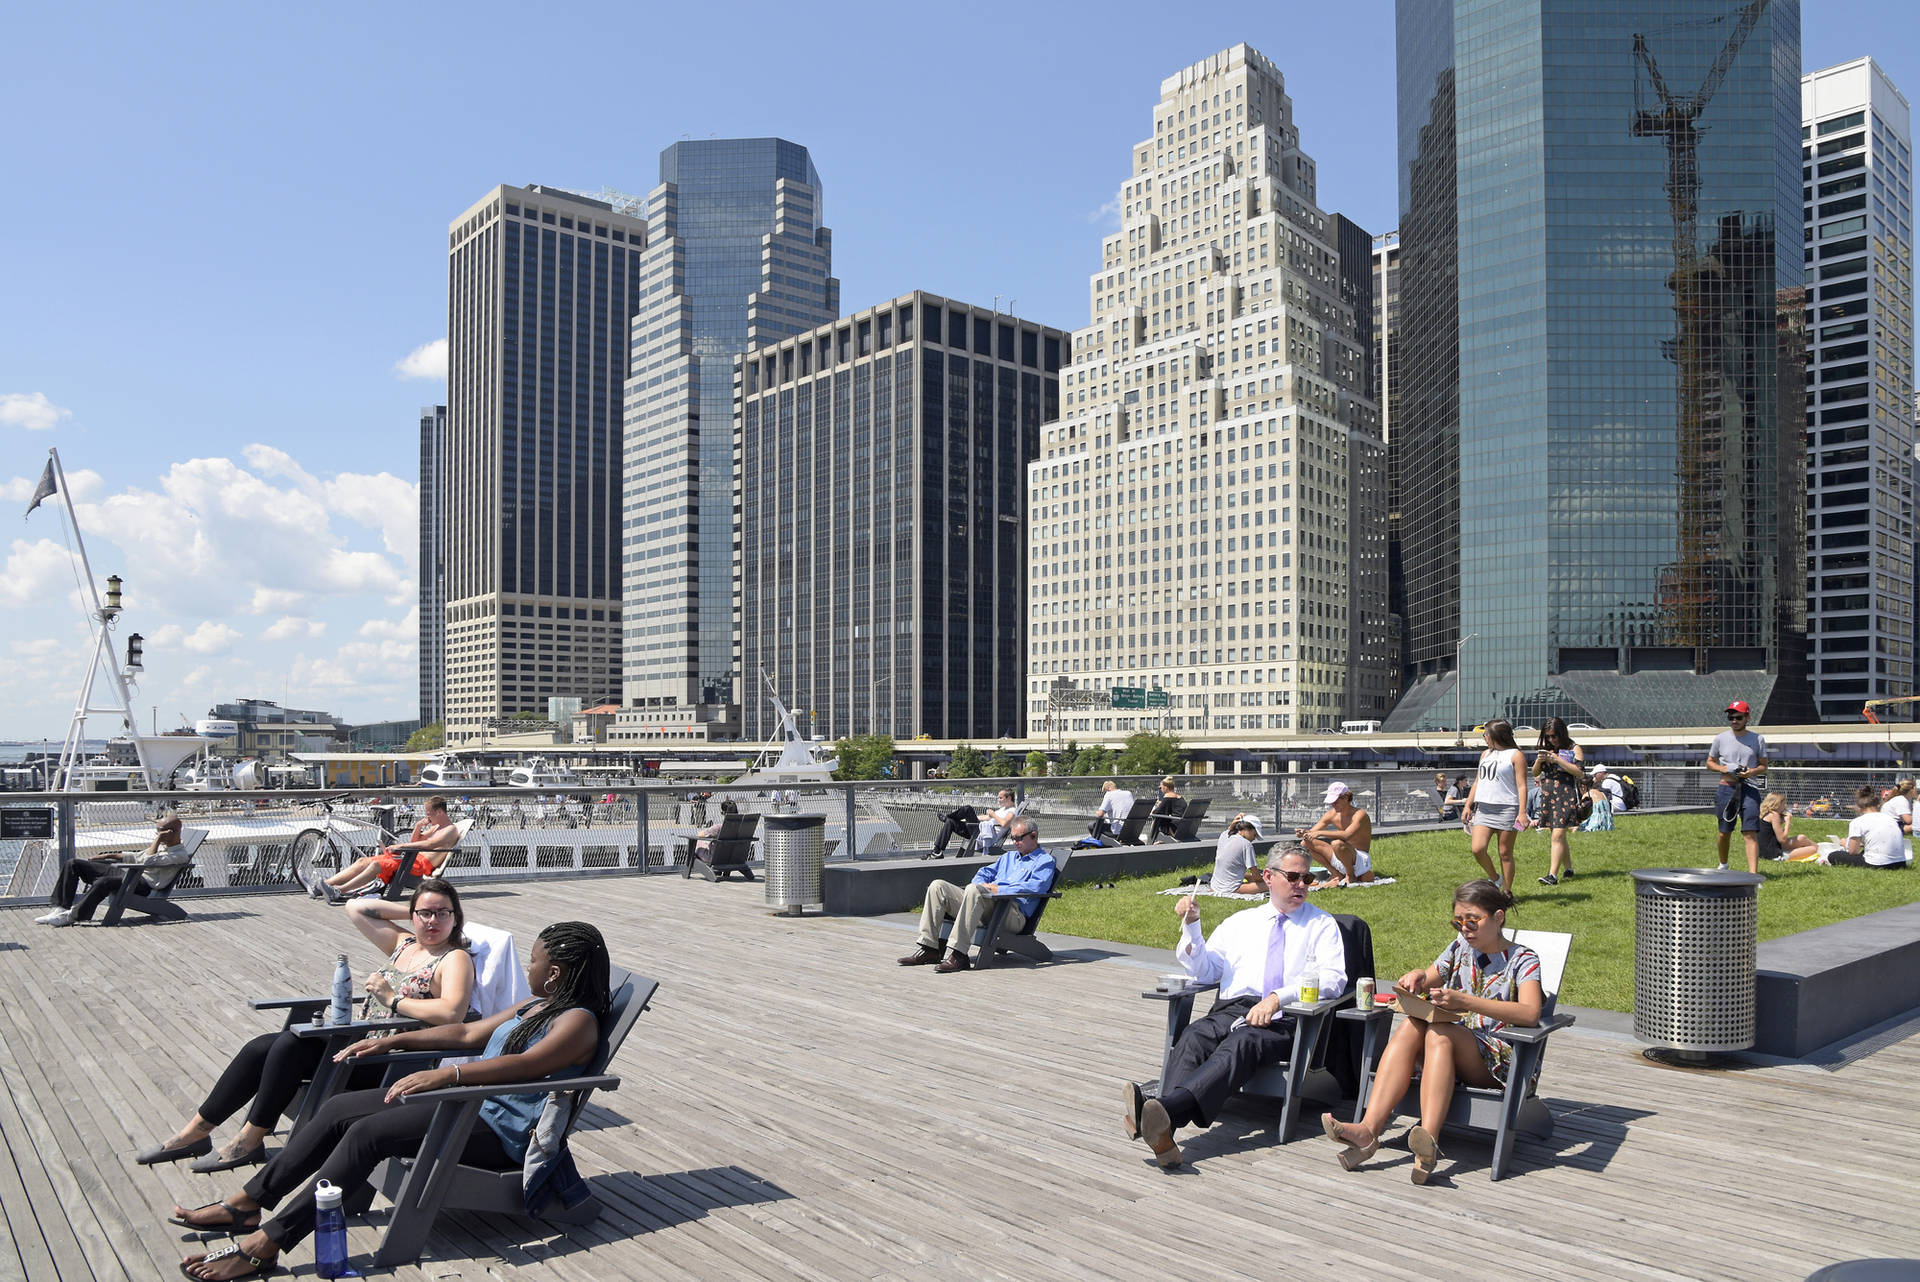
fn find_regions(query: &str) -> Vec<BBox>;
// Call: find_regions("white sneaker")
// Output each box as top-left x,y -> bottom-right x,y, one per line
33,909 -> 67,924
44,910 -> 74,927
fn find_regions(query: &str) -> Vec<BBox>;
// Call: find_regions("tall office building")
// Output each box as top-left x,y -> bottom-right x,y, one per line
723,293 -> 1065,745
417,404 -> 447,728
1802,59 -> 1916,721
1027,44 -> 1389,740
1387,0 -> 1812,731
619,140 -> 839,740
1373,231 -> 1408,701
442,185 -> 646,743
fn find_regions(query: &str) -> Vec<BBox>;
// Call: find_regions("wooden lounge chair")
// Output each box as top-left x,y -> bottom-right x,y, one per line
1139,913 -> 1376,1141
680,813 -> 759,881
99,827 -> 208,927
938,847 -> 1072,968
366,965 -> 660,1267
1339,928 -> 1575,1180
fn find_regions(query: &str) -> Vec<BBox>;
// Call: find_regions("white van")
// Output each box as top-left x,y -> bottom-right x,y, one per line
1340,719 -> 1383,734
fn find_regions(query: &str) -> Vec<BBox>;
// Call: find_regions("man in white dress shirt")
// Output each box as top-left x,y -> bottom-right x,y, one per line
1088,779 -> 1137,843
1121,845 -> 1348,1167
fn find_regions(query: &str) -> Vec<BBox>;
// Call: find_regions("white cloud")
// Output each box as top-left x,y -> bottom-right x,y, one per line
148,621 -> 242,655
1088,196 -> 1121,228
264,616 -> 327,641
3,467 -> 100,503
0,538 -> 87,609
248,587 -> 307,615
394,338 -> 447,381
1,392 -> 72,431
359,606 -> 418,640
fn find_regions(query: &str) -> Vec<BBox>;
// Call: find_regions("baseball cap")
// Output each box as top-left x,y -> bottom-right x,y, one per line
1323,781 -> 1352,805
1590,764 -> 1610,776
1726,700 -> 1751,715
1241,815 -> 1263,836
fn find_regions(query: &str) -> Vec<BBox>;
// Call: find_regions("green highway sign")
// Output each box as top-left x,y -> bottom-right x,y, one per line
1146,690 -> 1170,708
1111,686 -> 1145,709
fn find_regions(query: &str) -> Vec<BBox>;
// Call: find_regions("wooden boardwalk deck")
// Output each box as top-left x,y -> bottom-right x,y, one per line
1,878 -> 1915,1281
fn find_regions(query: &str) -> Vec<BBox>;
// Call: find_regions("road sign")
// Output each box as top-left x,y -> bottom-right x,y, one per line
1111,686 -> 1145,709
1146,690 -> 1170,709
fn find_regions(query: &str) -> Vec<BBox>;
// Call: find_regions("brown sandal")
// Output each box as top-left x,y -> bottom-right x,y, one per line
1408,1126 -> 1443,1184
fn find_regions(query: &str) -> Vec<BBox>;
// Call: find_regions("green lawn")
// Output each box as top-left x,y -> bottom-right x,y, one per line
1039,814 -> 1920,1013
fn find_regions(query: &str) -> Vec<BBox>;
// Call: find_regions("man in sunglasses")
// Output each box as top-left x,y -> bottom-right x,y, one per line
1707,701 -> 1769,874
1121,845 -> 1347,1168
896,819 -> 1057,973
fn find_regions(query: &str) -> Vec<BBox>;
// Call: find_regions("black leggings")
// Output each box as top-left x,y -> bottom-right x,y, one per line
246,1087 -> 513,1250
1824,851 -> 1911,868
201,1030 -> 380,1131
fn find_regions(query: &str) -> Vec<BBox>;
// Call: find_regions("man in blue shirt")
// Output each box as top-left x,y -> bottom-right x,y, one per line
897,819 -> 1058,973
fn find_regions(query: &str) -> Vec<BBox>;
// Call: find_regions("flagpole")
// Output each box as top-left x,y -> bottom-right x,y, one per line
48,448 -> 106,618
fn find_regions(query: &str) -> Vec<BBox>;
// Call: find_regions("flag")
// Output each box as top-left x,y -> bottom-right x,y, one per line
24,460 -> 55,520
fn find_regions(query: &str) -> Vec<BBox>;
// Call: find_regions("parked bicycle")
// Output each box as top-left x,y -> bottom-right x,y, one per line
279,794 -> 386,889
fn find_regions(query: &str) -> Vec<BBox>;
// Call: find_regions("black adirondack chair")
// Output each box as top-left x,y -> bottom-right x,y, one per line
680,813 -> 759,881
99,828 -> 207,926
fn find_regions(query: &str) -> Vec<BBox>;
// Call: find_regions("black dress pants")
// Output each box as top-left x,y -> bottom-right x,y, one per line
1162,996 -> 1295,1127
247,1087 -> 514,1250
50,858 -> 127,920
932,808 -> 980,854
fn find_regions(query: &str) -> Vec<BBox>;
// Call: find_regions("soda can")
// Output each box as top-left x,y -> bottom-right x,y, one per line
1355,976 -> 1377,1008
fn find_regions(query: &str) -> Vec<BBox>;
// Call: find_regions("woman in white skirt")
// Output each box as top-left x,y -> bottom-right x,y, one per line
1463,719 -> 1530,891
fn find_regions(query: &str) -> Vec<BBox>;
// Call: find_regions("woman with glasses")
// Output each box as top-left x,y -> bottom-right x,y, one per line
136,878 -> 475,1174
1463,720 -> 1530,891
1321,879 -> 1542,1185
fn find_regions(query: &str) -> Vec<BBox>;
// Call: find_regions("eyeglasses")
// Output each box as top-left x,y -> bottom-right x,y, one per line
1267,869 -> 1312,885
1450,914 -> 1486,932
1013,831 -> 1038,842
413,908 -> 454,921
1727,712 -> 1748,720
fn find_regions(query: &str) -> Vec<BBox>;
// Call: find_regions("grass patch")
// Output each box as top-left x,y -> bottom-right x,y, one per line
1040,814 -> 1920,1013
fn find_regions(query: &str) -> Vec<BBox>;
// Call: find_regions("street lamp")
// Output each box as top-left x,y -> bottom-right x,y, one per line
1453,632 -> 1480,747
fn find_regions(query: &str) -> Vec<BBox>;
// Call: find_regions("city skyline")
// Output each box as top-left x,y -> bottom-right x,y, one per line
1,3 -> 1914,739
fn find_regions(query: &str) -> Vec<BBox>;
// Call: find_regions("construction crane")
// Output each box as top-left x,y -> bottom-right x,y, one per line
1631,0 -> 1769,650
1861,696 -> 1920,725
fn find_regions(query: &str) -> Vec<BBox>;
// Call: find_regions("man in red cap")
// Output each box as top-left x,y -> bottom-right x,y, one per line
1707,701 -> 1769,873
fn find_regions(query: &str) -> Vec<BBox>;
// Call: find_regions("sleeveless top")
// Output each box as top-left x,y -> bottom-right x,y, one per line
477,1004 -> 589,1161
1476,749 -> 1520,807
363,935 -> 454,1022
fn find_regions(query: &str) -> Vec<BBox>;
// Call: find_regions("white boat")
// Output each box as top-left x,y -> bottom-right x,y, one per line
505,760 -> 581,790
417,755 -> 494,789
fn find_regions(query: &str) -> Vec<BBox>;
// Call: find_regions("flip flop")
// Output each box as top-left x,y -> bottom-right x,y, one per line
167,1200 -> 261,1231
136,1136 -> 212,1166
190,1144 -> 265,1174
179,1242 -> 277,1279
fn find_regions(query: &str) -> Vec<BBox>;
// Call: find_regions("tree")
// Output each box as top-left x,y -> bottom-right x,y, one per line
1116,730 -> 1184,778
985,749 -> 1020,779
404,722 -> 444,752
1051,740 -> 1079,776
948,744 -> 989,778
1023,750 -> 1049,777
1071,746 -> 1115,777
831,734 -> 896,781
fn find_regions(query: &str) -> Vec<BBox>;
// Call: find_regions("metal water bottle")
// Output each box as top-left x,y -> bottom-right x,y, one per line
329,954 -> 353,1026
313,1178 -> 348,1278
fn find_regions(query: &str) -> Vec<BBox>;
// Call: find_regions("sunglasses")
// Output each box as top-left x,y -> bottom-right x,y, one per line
1450,914 -> 1487,932
1267,869 -> 1312,885
1013,831 -> 1039,841
413,907 -> 454,921
1727,712 -> 1748,719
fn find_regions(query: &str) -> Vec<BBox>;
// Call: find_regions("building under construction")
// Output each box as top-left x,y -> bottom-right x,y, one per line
1387,0 -> 1814,731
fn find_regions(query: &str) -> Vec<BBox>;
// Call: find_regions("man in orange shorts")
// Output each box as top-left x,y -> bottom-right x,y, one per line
309,796 -> 460,903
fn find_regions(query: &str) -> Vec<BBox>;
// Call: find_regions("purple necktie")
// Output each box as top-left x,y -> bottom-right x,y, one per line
1262,912 -> 1286,997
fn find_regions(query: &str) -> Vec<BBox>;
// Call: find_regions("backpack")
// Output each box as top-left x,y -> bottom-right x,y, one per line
1620,776 -> 1640,811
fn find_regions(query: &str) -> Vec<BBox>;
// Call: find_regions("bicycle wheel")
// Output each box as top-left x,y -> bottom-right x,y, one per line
283,828 -> 328,893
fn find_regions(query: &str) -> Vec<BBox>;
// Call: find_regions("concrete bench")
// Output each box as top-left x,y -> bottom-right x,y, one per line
822,838 -> 1275,916
1753,900 -> 1920,1057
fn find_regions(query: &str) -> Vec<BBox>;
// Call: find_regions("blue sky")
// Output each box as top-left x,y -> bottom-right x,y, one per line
2,1 -> 1912,741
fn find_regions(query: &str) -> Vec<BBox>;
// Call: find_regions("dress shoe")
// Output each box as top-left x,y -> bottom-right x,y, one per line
934,951 -> 972,973
1138,1099 -> 1182,1167
896,945 -> 942,966
1122,1082 -> 1146,1140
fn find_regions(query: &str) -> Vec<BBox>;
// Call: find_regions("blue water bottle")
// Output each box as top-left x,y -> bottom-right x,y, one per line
313,1179 -> 348,1278
329,954 -> 353,1026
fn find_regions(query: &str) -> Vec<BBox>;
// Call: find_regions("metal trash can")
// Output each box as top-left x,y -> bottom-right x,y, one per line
1631,868 -> 1764,1054
763,813 -> 826,915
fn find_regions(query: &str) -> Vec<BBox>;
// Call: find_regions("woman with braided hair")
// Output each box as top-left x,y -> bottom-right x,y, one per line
174,923 -> 612,1280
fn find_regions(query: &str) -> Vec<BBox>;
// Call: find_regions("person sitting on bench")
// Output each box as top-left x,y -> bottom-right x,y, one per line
37,811 -> 192,927
1297,781 -> 1376,887
1147,777 -> 1187,844
309,796 -> 460,903
896,819 -> 1056,974
1087,779 -> 1136,843
1121,845 -> 1347,1167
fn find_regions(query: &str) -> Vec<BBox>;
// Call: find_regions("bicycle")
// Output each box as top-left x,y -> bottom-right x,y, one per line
279,795 -> 387,893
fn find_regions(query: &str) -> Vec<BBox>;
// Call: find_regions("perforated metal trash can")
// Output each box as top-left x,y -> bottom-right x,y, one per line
1631,868 -> 1763,1053
763,813 -> 825,915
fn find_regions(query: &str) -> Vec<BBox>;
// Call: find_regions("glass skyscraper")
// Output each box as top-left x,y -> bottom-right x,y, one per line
1389,0 -> 1812,730
619,139 -> 838,739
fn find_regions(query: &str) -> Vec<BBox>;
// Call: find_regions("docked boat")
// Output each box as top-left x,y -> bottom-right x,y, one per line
505,760 -> 582,790
417,754 -> 494,789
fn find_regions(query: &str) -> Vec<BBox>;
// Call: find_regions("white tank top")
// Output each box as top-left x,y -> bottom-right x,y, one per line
1477,748 -> 1520,807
